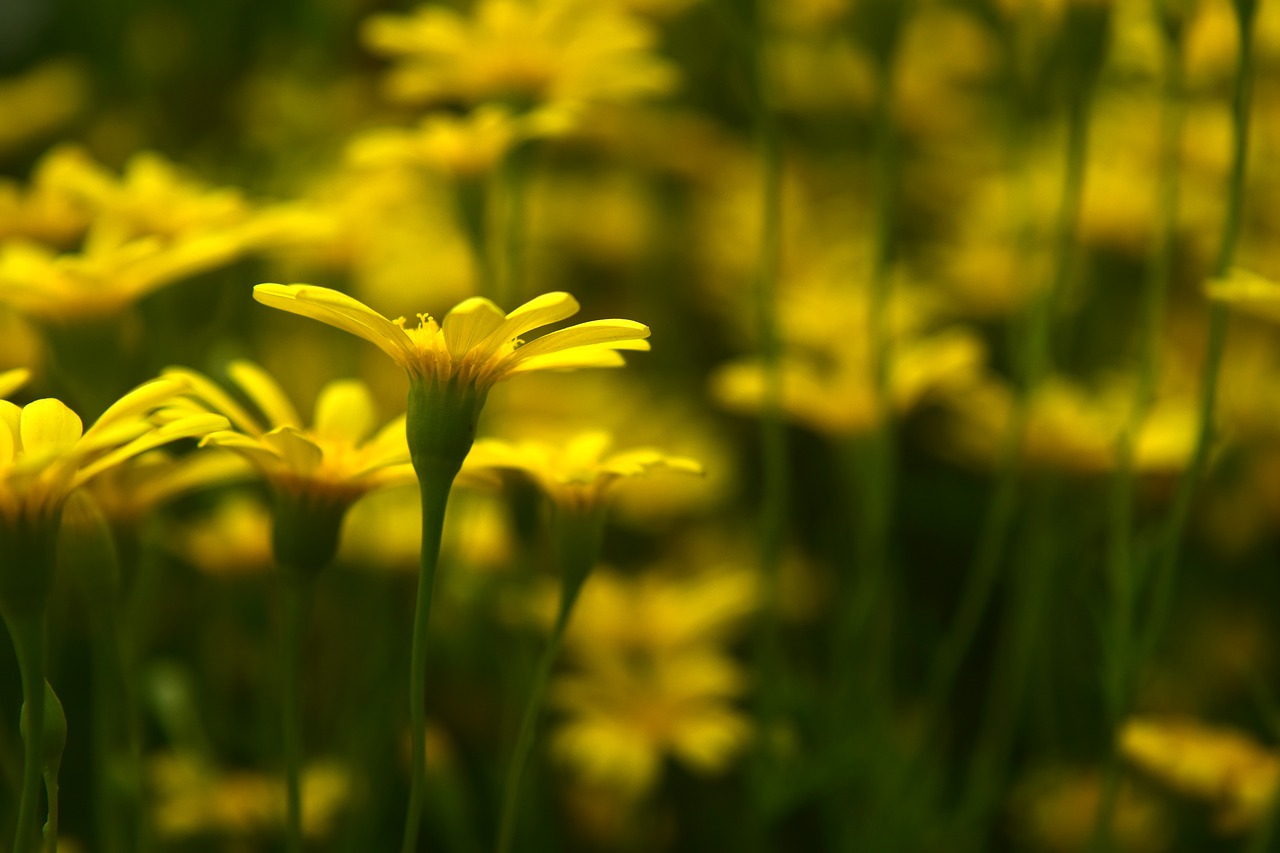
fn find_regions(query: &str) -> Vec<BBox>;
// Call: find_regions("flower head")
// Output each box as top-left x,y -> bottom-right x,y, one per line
465,431 -> 702,511
163,360 -> 413,505
252,285 -> 651,391
361,0 -> 676,127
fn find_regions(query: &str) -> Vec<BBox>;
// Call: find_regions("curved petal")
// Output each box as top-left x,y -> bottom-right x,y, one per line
21,398 -> 83,454
0,368 -> 30,399
87,378 -> 184,437
502,348 -> 627,376
253,284 -> 416,368
474,291 -> 580,358
262,427 -> 325,475
228,361 -> 303,430
442,297 -> 506,360
313,379 -> 377,444
506,319 -> 650,363
73,414 -> 230,489
161,368 -> 263,435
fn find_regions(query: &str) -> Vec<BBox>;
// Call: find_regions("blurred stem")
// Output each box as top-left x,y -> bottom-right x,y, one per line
742,0 -> 788,823
1089,15 -> 1186,852
5,610 -> 46,853
1141,0 -> 1258,665
280,571 -> 314,853
88,589 -> 143,853
402,471 -> 456,853
456,178 -> 493,300
496,507 -> 604,853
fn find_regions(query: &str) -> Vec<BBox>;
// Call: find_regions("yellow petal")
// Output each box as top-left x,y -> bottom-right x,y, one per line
0,368 -> 30,399
253,284 -> 416,368
313,380 -> 376,444
20,398 -> 83,454
475,291 -> 580,356
200,431 -> 285,472
441,297 -> 506,360
227,361 -> 303,430
508,319 -> 650,363
503,348 -> 627,376
262,427 -> 324,474
161,368 -> 263,435
0,413 -> 14,466
0,401 -> 21,455
88,378 -> 187,438
73,414 -> 230,489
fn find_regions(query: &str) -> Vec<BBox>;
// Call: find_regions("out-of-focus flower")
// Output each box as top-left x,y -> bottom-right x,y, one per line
253,286 -> 650,391
361,0 -> 677,130
0,367 -> 29,399
0,378 -> 226,526
1207,267 -> 1280,321
0,60 -> 89,157
164,361 -> 414,574
546,565 -> 757,796
465,431 -> 702,511
938,375 -> 1197,474
350,106 -> 561,178
713,285 -> 985,437
0,149 -> 324,324
1008,767 -> 1170,853
1121,717 -> 1280,833
0,147 -> 99,246
83,448 -> 251,530
149,752 -> 351,840
167,494 -> 274,577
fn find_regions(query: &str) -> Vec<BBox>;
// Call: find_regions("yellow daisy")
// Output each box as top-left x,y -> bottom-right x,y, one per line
465,431 -> 702,511
252,285 -> 650,391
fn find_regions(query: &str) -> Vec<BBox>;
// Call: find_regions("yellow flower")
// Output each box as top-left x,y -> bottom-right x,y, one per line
0,378 -> 227,526
544,566 -> 757,796
149,752 -> 351,840
465,431 -> 702,511
0,146 -> 97,246
166,494 -> 274,578
0,60 -> 88,157
163,360 -> 413,505
252,285 -> 651,390
1206,268 -> 1280,322
348,106 -> 551,179
360,0 -> 676,126
1121,716 -> 1279,833
83,448 -> 251,529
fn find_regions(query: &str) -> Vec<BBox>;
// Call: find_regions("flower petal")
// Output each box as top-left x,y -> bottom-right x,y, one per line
502,348 -> 628,376
20,398 -> 83,454
73,413 -> 230,489
0,368 -> 30,399
507,319 -> 651,363
475,292 -> 580,357
313,379 -> 377,444
162,368 -> 263,435
88,378 -> 187,438
227,360 -> 303,430
262,426 -> 325,475
253,284 -> 416,368
442,297 -> 506,360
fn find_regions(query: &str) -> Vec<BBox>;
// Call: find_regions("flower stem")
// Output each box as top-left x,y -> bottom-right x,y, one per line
1141,0 -> 1258,665
1088,12 -> 1187,850
5,609 -> 47,853
280,571 -> 313,853
401,471 -> 456,853
497,143 -> 532,310
496,508 -> 603,853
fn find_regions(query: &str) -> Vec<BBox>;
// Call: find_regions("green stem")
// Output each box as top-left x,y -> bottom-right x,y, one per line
497,143 -> 532,309
5,610 -> 47,853
280,572 -> 313,853
401,472 -> 456,853
1141,0 -> 1257,663
496,508 -> 603,853
41,772 -> 57,853
1088,15 -> 1187,852
746,0 -> 788,804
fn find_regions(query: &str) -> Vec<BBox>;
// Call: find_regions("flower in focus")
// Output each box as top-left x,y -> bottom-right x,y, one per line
546,565 -> 758,796
1121,716 -> 1279,833
252,285 -> 651,391
360,0 -> 677,129
465,431 -> 702,511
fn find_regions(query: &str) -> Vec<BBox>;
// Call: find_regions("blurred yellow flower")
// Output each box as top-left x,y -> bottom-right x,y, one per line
348,106 -> 549,179
0,147 -> 97,246
939,375 -> 1197,474
1121,716 -> 1279,832
1009,767 -> 1170,853
465,431 -> 702,511
0,378 -> 226,525
149,752 -> 351,840
0,60 -> 88,157
167,494 -> 274,578
361,0 -> 676,128
0,367 -> 29,400
253,285 -> 650,390
1206,267 -> 1280,322
544,565 -> 757,796
164,361 -> 413,506
83,448 -> 251,529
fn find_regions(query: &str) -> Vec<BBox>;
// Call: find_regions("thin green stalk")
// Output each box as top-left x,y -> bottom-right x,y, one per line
496,508 -> 603,853
280,572 -> 313,853
402,473 -> 455,853
41,767 -> 57,853
1088,15 -> 1186,851
1142,0 -> 1258,662
747,0 -> 788,793
6,610 -> 47,853
496,144 -> 532,309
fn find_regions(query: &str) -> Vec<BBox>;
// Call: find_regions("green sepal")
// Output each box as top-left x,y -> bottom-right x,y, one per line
406,378 -> 486,484
272,488 -> 350,579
